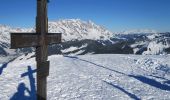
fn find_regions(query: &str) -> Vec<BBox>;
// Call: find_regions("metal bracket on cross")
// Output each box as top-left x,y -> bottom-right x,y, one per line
37,61 -> 50,78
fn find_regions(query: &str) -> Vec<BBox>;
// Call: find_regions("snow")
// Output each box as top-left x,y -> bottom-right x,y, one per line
68,50 -> 85,56
61,47 -> 79,53
143,40 -> 169,55
0,54 -> 170,100
61,44 -> 88,54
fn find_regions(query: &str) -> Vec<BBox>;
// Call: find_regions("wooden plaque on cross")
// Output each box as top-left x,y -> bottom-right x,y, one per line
10,0 -> 62,99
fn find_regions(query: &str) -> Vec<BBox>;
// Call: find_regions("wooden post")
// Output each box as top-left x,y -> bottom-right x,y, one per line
36,0 -> 49,99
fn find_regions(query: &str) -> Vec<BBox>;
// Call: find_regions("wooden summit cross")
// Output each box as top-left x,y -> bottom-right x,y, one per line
10,0 -> 61,99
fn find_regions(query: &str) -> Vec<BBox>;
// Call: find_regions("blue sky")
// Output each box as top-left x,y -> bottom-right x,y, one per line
0,0 -> 170,32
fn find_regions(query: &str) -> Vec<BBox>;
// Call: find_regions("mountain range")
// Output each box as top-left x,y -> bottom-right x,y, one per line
0,19 -> 170,60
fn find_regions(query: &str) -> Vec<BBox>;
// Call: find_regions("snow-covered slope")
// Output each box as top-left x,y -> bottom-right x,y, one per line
0,54 -> 170,100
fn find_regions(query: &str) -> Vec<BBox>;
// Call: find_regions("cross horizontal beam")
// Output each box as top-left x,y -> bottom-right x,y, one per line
11,33 -> 61,49
46,33 -> 61,45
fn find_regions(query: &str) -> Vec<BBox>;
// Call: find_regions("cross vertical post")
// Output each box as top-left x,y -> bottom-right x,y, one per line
36,0 -> 49,99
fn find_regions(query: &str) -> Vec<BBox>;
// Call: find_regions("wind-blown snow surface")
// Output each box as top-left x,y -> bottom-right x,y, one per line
0,54 -> 170,100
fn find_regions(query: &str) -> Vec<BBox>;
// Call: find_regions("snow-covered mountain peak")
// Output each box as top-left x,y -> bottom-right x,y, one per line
0,19 -> 114,44
48,19 -> 114,41
0,19 -> 115,56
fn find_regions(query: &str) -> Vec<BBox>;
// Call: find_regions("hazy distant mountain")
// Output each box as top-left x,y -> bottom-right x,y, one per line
117,32 -> 170,55
117,29 -> 157,35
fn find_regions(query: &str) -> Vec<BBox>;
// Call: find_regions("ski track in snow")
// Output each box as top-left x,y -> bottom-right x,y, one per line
0,54 -> 170,100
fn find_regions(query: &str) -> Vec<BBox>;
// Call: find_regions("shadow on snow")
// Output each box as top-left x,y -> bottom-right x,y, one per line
103,81 -> 140,100
128,75 -> 170,91
64,55 -> 141,99
10,66 -> 37,100
64,55 -> 170,96
0,59 -> 15,75
64,55 -> 126,75
0,63 -> 8,75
